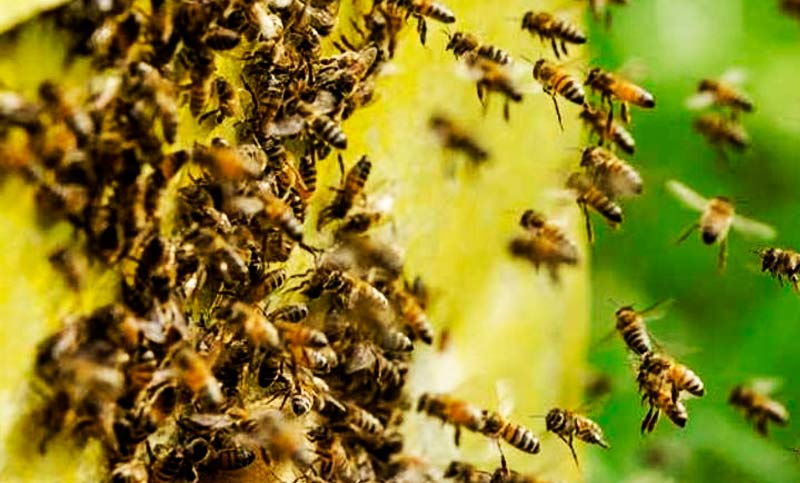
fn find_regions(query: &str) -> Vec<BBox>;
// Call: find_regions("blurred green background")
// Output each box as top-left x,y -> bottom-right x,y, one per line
583,1 -> 800,482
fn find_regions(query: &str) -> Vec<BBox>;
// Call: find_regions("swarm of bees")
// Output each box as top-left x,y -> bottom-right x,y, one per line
1,0 -> 796,482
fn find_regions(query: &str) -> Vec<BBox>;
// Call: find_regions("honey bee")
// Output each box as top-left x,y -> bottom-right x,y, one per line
444,461 -> 492,483
318,155 -> 372,229
532,59 -> 585,130
566,172 -> 623,243
204,26 -> 241,51
244,267 -> 287,304
445,31 -> 511,65
192,138 -> 263,180
521,12 -> 586,59
729,381 -> 789,436
38,80 -> 95,146
269,102 -> 347,150
48,246 -> 88,291
509,210 -> 579,283
171,347 -> 224,409
267,303 -> 309,323
298,154 -> 317,196
545,408 -> 609,466
585,66 -> 655,124
389,0 -> 456,45
346,402 -> 386,434
481,410 -> 541,455
199,77 -> 238,125
490,467 -> 554,483
579,103 -> 636,154
211,446 -> 257,471
580,146 -> 642,198
588,0 -> 629,27
417,393 -> 486,446
667,179 -> 776,270
238,408 -> 312,468
464,53 -> 523,121
693,113 -> 749,155
311,428 -> 359,483
687,73 -> 754,117
756,247 -> 800,291
637,352 -> 703,433
639,385 -> 689,434
614,302 -> 665,355
148,438 -> 210,483
394,287 -> 435,345
429,113 -> 490,165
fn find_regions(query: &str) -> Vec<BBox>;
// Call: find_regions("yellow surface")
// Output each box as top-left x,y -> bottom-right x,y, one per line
0,1 -> 589,482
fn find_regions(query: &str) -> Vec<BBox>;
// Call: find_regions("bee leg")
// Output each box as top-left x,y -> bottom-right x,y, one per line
503,99 -> 510,122
417,17 -> 428,46
621,102 -> 631,124
496,440 -> 508,472
605,98 -> 615,138
550,38 -> 560,59
561,41 -> 569,57
579,201 -> 594,244
676,223 -> 699,244
640,407 -> 652,434
563,434 -> 579,468
198,109 -> 219,124
717,237 -> 728,272
648,408 -> 659,433
549,94 -> 564,131
756,415 -> 769,436
337,153 -> 346,184
454,425 -> 462,447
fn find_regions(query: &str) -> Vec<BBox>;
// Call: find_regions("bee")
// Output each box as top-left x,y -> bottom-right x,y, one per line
346,402 -> 385,434
521,12 -> 586,59
756,247 -> 800,291
311,429 -> 359,483
579,103 -> 636,154
417,393 -> 486,446
667,180 -> 776,271
445,31 -> 511,65
394,287 -> 435,345
545,408 -> 609,466
687,74 -> 754,117
278,321 -> 329,348
269,103 -> 347,150
211,446 -> 257,471
429,113 -> 490,165
588,0 -> 629,27
267,303 -> 309,323
298,154 -> 317,196
192,138 -> 263,180
204,26 -> 241,51
481,410 -> 541,455
465,54 -> 523,121
444,461 -> 492,483
566,172 -> 623,243
318,155 -> 372,229
199,77 -> 238,125
509,209 -> 579,282
639,385 -> 689,434
389,0 -> 456,45
613,302 -> 670,355
580,146 -> 642,198
171,347 -> 224,409
729,382 -> 789,436
585,66 -> 655,124
532,59 -> 585,130
490,467 -> 554,483
638,352 -> 705,404
38,80 -> 95,146
223,301 -> 281,349
47,246 -> 88,291
263,229 -> 296,263
693,113 -> 749,155
239,409 -> 312,468
244,267 -> 287,304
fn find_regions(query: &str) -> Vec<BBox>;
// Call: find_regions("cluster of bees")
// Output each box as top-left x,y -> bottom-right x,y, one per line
1,0 -> 799,482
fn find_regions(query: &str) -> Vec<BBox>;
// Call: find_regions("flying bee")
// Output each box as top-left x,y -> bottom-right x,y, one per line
510,209 -> 579,282
613,300 -> 672,355
417,393 -> 486,446
585,66 -> 655,125
588,0 -> 629,26
464,53 -> 523,121
566,172 -> 623,243
481,410 -> 541,456
756,247 -> 800,292
221,301 -> 280,349
445,31 -> 511,65
429,113 -> 490,166
521,11 -> 586,59
693,113 -> 749,155
388,0 -> 456,45
318,155 -> 372,229
638,351 -> 705,404
687,72 -> 754,117
579,103 -> 636,154
580,146 -> 642,198
444,461 -> 492,483
639,384 -> 689,434
667,180 -> 776,271
532,59 -> 585,130
729,381 -> 789,436
545,408 -> 609,466
192,138 -> 263,180
171,347 -> 223,409
393,287 -> 434,345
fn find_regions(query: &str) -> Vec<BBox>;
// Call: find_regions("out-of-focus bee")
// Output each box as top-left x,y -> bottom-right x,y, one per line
490,467 -> 554,483
687,72 -> 754,117
545,408 -> 609,466
613,300 -> 672,355
193,138 -> 264,180
199,77 -> 238,125
267,303 -> 309,323
639,384 -> 689,434
667,180 -> 776,270
729,381 -> 789,436
521,12 -> 586,59
393,287 -> 435,345
171,347 -> 223,409
566,172 -> 623,243
389,0 -> 456,45
509,210 -> 579,282
318,155 -> 372,229
444,461 -> 492,483
481,410 -> 541,455
204,26 -> 241,51
38,80 -> 95,146
210,446 -> 256,471
588,0 -> 629,26
417,393 -> 486,446
310,428 -> 359,483
109,459 -> 148,483
693,113 -> 749,154
580,103 -> 636,154
532,59 -> 585,130
445,31 -> 511,65
429,113 -> 490,166
48,246 -> 88,291
238,409 -> 312,468
782,0 -> 800,20
756,247 -> 800,292
580,146 -> 642,198
585,66 -> 655,124
220,300 -> 280,349
0,90 -> 42,133
464,53 -> 523,121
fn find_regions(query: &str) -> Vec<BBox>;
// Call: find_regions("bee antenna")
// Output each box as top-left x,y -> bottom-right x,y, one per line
606,297 -> 622,308
519,54 -> 535,66
528,414 -> 547,419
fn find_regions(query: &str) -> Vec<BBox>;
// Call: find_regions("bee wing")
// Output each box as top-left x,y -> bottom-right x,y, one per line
749,377 -> 783,396
265,115 -> 305,138
638,298 -> 675,321
685,91 -> 716,110
666,180 -> 708,213
616,57 -> 650,83
343,342 -> 377,374
310,90 -> 337,115
720,67 -> 748,86
732,213 -> 777,240
495,379 -> 515,417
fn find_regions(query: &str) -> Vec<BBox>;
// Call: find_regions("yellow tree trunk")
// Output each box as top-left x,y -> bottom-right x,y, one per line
0,1 -> 588,482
